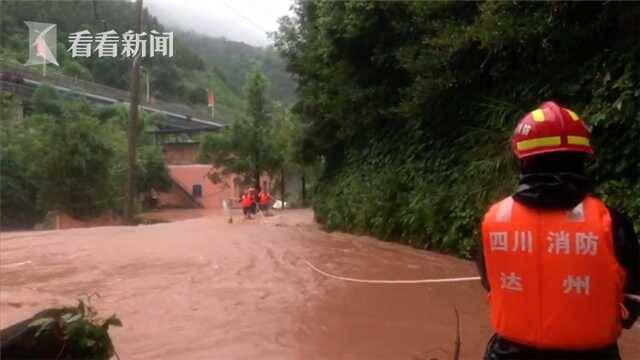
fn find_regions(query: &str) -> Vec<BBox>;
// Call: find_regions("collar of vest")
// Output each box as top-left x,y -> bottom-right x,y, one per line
513,173 -> 593,210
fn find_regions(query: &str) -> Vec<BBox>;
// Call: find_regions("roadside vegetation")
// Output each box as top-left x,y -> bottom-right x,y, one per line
274,1 -> 640,257
0,85 -> 171,228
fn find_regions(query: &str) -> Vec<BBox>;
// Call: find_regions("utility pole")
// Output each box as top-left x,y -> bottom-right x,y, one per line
124,0 -> 143,224
140,66 -> 150,103
280,167 -> 285,210
280,106 -> 286,210
301,169 -> 306,207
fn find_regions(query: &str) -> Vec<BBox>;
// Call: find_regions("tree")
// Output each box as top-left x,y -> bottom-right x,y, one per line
273,1 -> 640,255
243,68 -> 273,186
101,104 -> 171,213
0,95 -> 40,227
0,152 -> 40,227
31,84 -> 63,116
1,93 -> 172,227
62,60 -> 94,81
136,145 -> 172,194
270,102 -> 313,207
32,104 -> 116,219
199,68 -> 279,188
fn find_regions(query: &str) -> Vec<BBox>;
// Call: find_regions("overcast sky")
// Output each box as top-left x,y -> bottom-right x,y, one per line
146,0 -> 294,47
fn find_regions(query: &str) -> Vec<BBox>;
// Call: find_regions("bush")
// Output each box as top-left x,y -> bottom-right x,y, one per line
1,96 -> 174,226
0,298 -> 121,360
278,1 -> 640,257
33,104 -> 116,219
31,84 -> 63,116
62,60 -> 94,81
0,150 -> 41,228
186,86 -> 207,105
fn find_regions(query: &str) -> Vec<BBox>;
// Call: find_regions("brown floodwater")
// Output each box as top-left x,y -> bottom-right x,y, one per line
1,209 -> 638,359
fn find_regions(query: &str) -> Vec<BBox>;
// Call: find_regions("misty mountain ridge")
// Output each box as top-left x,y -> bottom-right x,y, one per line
0,0 -> 295,124
171,28 -> 297,106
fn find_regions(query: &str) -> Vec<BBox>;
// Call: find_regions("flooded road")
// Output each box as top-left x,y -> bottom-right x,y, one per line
1,209 -> 638,359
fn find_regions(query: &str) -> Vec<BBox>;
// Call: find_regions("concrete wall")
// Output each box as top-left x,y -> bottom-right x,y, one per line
157,165 -> 238,209
163,143 -> 199,165
155,182 -> 201,209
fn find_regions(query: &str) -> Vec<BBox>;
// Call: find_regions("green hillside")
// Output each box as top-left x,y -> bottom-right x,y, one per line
176,30 -> 297,106
0,0 -> 244,124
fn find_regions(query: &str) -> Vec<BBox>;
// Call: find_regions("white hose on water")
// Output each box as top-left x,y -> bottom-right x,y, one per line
304,260 -> 481,284
305,261 -> 640,304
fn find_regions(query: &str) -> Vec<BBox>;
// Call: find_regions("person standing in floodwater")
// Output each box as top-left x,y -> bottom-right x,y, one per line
476,101 -> 639,359
240,189 -> 255,219
249,187 -> 258,215
258,188 -> 272,213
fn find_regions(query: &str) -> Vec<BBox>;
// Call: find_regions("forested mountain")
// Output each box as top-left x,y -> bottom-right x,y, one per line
275,1 -> 640,257
0,0 -> 243,123
175,30 -> 296,106
0,0 -> 294,123
0,0 -> 302,228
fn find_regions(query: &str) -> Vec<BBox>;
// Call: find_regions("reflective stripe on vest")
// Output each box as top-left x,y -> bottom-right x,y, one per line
482,196 -> 625,349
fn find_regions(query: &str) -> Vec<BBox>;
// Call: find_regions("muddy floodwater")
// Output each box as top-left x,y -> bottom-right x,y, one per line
1,209 -> 638,359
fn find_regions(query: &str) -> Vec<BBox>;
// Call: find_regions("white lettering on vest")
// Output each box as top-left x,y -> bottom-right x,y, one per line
500,272 -> 524,292
575,232 -> 598,256
490,232 -> 508,251
512,230 -> 533,252
547,231 -> 571,254
563,275 -> 591,295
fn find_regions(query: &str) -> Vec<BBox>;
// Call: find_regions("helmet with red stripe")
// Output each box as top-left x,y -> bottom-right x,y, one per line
512,101 -> 594,159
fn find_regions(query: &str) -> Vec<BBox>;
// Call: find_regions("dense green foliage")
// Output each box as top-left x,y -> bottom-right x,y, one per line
199,69 -> 280,187
32,104 -> 115,218
0,0 -> 296,124
0,94 -> 39,227
1,85 -> 171,228
275,1 -> 640,257
0,0 -> 304,227
199,66 -> 312,205
9,298 -> 122,359
0,0 -> 238,123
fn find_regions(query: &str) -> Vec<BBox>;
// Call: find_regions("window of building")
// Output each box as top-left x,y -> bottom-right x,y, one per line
192,184 -> 202,198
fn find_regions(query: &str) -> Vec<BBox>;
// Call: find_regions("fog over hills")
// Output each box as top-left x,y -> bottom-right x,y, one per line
146,0 -> 293,47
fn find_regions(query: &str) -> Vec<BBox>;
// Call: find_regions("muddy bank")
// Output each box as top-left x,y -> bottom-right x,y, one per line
1,209 -> 638,359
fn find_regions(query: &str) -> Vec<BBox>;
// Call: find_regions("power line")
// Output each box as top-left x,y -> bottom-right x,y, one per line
251,2 -> 281,24
217,0 -> 269,35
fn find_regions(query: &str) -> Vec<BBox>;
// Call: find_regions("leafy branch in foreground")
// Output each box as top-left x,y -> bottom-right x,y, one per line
0,295 -> 122,359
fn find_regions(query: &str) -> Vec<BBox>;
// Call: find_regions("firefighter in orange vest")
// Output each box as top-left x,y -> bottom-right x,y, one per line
258,189 -> 272,212
240,188 -> 255,219
476,101 -> 638,359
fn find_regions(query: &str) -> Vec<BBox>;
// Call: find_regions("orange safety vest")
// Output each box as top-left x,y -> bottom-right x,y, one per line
241,194 -> 254,208
259,192 -> 271,205
482,195 -> 625,349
